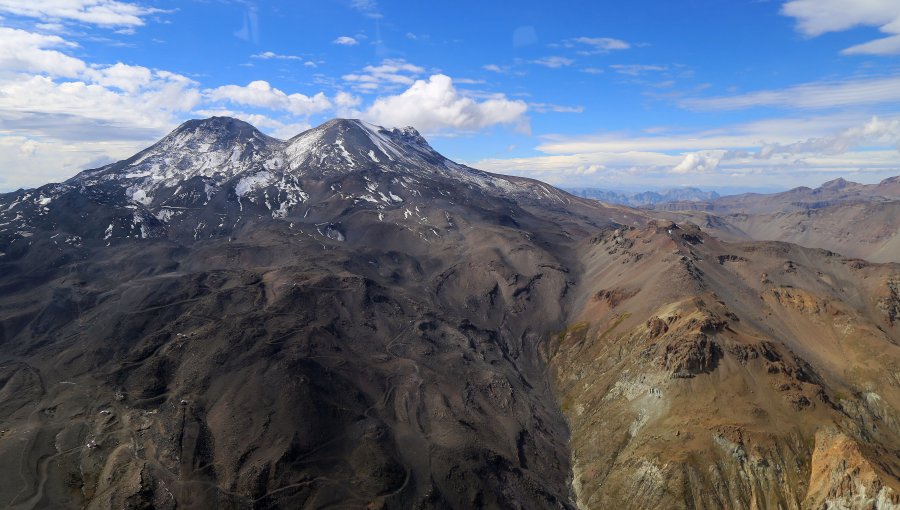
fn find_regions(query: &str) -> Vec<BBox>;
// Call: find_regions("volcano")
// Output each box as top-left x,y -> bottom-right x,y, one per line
1,118 -> 898,509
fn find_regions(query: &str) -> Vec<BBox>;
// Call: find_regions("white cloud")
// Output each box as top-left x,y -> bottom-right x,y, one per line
89,62 -> 152,93
529,102 -> 584,113
672,151 -> 723,174
333,90 -> 362,117
0,28 -> 203,141
468,113 -> 900,188
610,64 -> 667,76
482,64 -> 506,73
362,74 -> 528,134
0,27 -> 86,78
205,80 -> 332,117
347,0 -> 382,18
342,59 -> 425,92
782,0 -> 900,55
535,113 -> 883,154
252,51 -> 303,60
570,37 -> 630,54
736,116 -> 900,159
0,0 -> 163,27
0,135 -> 147,190
0,73 -> 201,137
843,34 -> 900,55
334,90 -> 361,107
472,151 -> 679,186
333,36 -> 358,46
35,22 -> 65,32
681,75 -> 900,110
532,56 -> 574,68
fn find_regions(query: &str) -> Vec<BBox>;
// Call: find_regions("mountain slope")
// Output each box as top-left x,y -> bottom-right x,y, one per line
1,118 -> 899,509
547,222 -> 900,509
0,118 -> 637,509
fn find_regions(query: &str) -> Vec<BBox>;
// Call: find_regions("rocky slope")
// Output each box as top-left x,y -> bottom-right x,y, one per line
1,117 -> 898,509
545,221 -> 900,509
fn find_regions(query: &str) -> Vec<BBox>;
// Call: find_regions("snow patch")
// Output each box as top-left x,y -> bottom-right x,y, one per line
235,171 -> 273,196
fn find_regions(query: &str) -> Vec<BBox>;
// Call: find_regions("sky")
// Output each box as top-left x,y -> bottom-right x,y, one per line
1,0 -> 899,193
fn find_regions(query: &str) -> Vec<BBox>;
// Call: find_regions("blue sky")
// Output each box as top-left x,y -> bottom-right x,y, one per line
1,0 -> 899,192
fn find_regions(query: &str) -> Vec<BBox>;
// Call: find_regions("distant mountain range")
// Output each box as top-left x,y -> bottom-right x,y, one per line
649,176 -> 900,214
649,176 -> 900,263
566,186 -> 720,207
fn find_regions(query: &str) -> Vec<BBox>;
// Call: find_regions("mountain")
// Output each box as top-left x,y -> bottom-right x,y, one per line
651,177 -> 900,263
652,176 -> 900,215
1,118 -> 899,509
567,187 -> 720,208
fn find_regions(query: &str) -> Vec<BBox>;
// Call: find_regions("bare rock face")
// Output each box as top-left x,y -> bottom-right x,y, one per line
878,280 -> 900,326
2,118 -> 900,509
804,430 -> 900,509
547,223 -> 900,510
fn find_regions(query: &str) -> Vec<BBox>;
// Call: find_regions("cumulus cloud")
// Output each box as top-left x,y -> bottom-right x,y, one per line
0,27 -> 86,78
0,27 -> 202,141
0,0 -> 163,27
333,91 -> 362,117
333,36 -> 358,46
89,62 -> 153,93
362,74 -> 528,133
782,0 -> 900,55
672,151 -> 723,174
0,73 -> 202,139
205,80 -> 332,117
342,59 -> 425,92
532,56 -> 574,68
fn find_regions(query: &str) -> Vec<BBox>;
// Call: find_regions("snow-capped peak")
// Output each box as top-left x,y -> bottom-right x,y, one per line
69,117 -> 285,206
284,119 -> 457,175
61,117 -> 555,212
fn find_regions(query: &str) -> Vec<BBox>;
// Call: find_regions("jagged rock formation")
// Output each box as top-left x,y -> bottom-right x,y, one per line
1,118 -> 899,509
